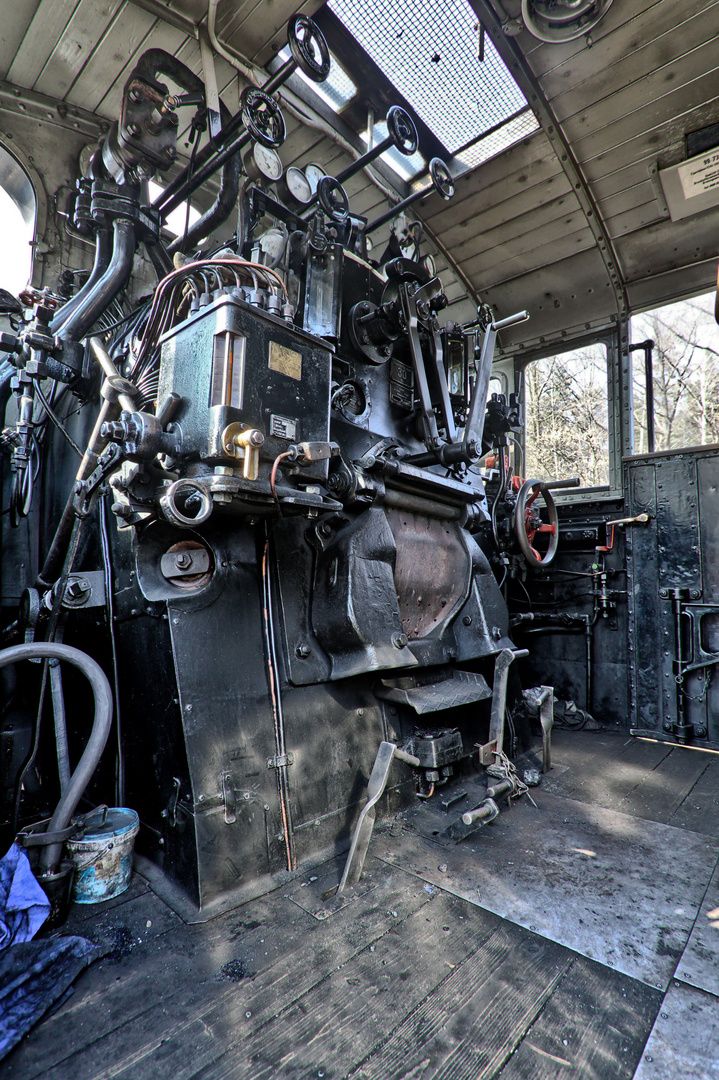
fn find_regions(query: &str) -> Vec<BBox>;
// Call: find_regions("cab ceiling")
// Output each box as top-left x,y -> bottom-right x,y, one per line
1,0 -> 718,351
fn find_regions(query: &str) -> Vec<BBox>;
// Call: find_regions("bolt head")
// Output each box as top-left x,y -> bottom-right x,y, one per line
175,551 -> 192,569
392,631 -> 408,649
296,643 -> 311,658
462,615 -> 472,626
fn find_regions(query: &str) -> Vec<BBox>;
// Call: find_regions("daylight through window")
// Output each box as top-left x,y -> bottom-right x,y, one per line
523,343 -> 610,488
631,292 -> 719,453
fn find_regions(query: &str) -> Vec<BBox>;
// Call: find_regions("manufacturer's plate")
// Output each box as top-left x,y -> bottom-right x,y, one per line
270,414 -> 298,441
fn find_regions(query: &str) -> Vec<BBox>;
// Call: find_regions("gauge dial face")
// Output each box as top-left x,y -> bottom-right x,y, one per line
285,166 -> 313,205
252,144 -> 283,182
304,162 -> 326,195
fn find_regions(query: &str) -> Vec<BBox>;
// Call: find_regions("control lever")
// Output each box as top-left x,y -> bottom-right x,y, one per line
463,310 -> 529,458
337,741 -> 420,893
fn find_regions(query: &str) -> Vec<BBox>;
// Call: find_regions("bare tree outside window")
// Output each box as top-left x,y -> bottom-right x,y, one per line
523,344 -> 609,487
632,292 -> 719,452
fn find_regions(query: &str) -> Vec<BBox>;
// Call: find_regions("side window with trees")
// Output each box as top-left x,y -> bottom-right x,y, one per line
522,343 -> 610,487
632,293 -> 719,452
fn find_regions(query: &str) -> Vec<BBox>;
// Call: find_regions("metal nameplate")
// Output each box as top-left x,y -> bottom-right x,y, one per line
269,341 -> 302,381
270,414 -> 298,441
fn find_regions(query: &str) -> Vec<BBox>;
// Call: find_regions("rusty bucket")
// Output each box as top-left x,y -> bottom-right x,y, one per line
66,807 -> 139,904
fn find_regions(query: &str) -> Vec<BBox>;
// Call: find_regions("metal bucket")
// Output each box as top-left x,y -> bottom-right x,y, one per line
66,807 -> 139,904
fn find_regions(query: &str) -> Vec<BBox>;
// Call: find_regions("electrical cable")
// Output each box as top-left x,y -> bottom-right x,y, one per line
261,529 -> 296,872
33,383 -> 82,457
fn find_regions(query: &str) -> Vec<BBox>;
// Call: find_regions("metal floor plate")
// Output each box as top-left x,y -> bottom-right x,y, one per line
674,859 -> 719,997
378,788 -> 719,990
632,982 -> 719,1080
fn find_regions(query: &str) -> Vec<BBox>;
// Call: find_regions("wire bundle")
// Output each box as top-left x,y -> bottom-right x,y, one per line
121,257 -> 288,412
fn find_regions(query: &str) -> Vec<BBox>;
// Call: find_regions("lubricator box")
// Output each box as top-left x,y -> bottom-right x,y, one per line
158,291 -> 333,478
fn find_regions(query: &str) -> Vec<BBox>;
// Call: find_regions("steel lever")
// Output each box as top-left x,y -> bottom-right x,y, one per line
338,741 -> 420,893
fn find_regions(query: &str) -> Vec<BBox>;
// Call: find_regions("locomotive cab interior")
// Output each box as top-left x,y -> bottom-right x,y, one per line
0,2 -> 718,1077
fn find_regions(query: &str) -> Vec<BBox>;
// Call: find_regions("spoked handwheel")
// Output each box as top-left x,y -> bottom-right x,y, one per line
429,157 -> 454,200
386,106 -> 419,156
241,88 -> 286,148
317,175 -> 350,222
513,478 -> 559,568
288,15 -> 331,83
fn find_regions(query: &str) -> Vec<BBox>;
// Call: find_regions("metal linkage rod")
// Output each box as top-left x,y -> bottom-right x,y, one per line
366,158 -> 454,235
153,15 -> 328,217
303,107 -> 419,215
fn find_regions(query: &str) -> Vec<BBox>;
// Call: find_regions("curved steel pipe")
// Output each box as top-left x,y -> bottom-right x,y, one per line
168,151 -> 242,254
0,642 -> 113,873
50,228 -> 112,334
56,218 -> 137,344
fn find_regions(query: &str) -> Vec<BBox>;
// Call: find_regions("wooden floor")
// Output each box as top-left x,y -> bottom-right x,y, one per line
3,729 -> 719,1080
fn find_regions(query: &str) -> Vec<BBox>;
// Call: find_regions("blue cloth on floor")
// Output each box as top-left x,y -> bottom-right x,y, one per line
0,935 -> 98,1060
0,844 -> 50,949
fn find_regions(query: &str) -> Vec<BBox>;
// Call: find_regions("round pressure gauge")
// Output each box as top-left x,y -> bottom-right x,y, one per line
304,162 -> 326,195
243,143 -> 283,184
281,165 -> 313,207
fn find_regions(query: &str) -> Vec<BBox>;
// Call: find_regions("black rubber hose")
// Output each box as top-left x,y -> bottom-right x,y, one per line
50,228 -> 112,334
56,218 -> 136,344
0,642 -> 113,873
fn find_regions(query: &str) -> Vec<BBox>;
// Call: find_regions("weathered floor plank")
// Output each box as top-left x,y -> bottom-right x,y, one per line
496,955 -> 662,1079
4,733 -> 718,1080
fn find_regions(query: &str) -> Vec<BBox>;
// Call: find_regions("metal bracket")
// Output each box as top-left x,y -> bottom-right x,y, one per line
267,752 -> 294,769
222,772 -> 236,824
61,570 -> 106,609
160,777 -> 182,828
338,741 -> 419,893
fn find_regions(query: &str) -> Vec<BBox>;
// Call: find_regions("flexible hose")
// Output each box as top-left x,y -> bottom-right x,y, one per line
0,642 -> 113,873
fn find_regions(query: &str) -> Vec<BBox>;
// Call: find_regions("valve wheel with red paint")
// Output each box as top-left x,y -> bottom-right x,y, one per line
513,478 -> 559,568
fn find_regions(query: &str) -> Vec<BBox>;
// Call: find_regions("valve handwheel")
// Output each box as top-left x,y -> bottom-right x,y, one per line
429,157 -> 454,200
317,175 -> 350,222
241,88 -> 286,148
513,478 -> 559,568
386,106 -> 419,156
288,15 -> 331,82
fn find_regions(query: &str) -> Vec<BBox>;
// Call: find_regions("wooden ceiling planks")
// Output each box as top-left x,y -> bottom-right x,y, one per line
33,0 -> 126,102
7,0 -> 84,90
0,0 -> 43,81
545,0 -> 718,122
484,247 -> 613,349
216,0 -> 324,66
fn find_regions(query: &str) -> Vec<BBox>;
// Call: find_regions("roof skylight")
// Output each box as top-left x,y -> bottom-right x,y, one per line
328,0 -> 529,155
279,46 -> 357,114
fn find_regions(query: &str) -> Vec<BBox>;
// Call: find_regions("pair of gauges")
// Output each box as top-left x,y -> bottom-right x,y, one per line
242,145 -> 326,204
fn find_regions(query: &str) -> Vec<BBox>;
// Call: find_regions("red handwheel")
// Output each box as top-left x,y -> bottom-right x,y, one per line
513,478 -> 559,568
